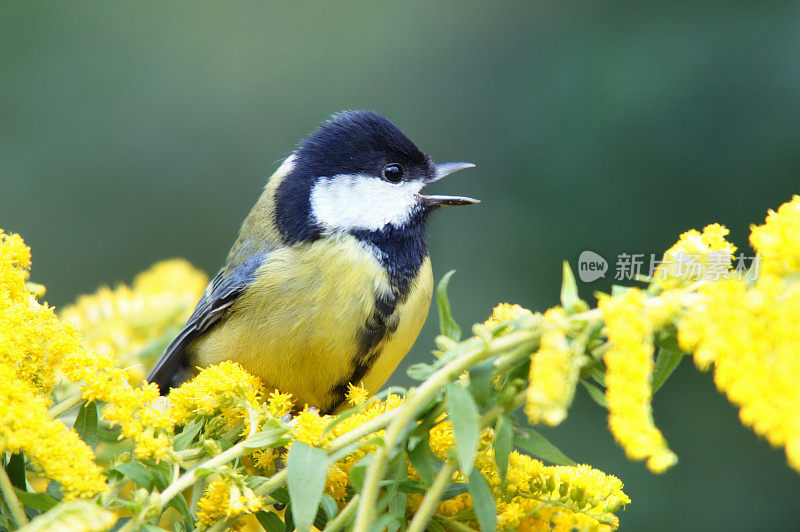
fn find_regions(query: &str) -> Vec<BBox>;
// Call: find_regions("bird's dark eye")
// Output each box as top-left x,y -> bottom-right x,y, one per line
382,163 -> 404,183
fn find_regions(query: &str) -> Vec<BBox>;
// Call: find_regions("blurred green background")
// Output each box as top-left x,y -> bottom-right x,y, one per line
3,1 -> 799,529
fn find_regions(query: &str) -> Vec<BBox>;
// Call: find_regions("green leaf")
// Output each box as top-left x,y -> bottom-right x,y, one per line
349,455 -> 371,492
385,455 -> 407,532
514,427 -> 576,466
589,366 -> 606,387
167,488 -> 193,526
6,452 -> 26,490
113,462 -> 154,490
506,357 -> 531,384
97,425 -> 121,443
313,504 -> 329,530
560,261 -> 580,310
610,285 -> 633,297
406,362 -> 435,381
255,511 -> 285,532
426,519 -> 447,532
468,362 -> 494,409
14,488 -> 60,512
145,460 -> 171,491
173,418 -> 203,451
653,348 -> 685,392
410,401 -> 446,442
493,415 -> 514,482
283,505 -> 294,532
267,486 -> 290,505
407,438 -> 441,486
441,482 -> 469,500
73,401 -> 99,451
287,442 -> 329,532
436,270 -> 462,341
655,327 -> 683,352
467,469 -> 497,532
256,511 -> 285,532
581,380 -> 608,408
368,513 -> 404,532
244,426 -> 291,449
320,494 -> 339,519
445,383 -> 480,476
396,479 -> 427,495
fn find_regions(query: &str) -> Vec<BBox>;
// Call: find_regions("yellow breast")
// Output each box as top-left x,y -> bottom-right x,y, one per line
190,234 -> 432,412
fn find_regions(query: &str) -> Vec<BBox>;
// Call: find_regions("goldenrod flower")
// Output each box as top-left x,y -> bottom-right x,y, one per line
655,223 -> 736,286
0,367 -> 107,499
60,259 -> 207,383
418,417 -> 628,530
749,194 -> 800,277
679,275 -> 800,472
196,477 -> 263,528
526,308 -> 587,426
62,346 -> 173,460
600,289 -> 677,473
293,407 -> 330,446
346,382 -> 369,406
0,231 -> 106,498
266,390 -> 294,418
484,302 -> 532,328
493,453 -> 629,531
0,229 -> 31,301
169,361 -> 263,433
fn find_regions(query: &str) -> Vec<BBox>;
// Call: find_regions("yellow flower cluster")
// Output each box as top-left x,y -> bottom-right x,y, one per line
63,346 -> 174,460
196,476 -> 263,528
600,289 -> 677,473
60,259 -> 207,383
289,390 -> 405,501
500,455 -> 629,531
0,230 -> 107,498
424,420 -> 628,531
654,223 -> 736,286
749,195 -> 800,277
169,361 -> 264,434
525,308 -> 587,426
678,196 -> 800,472
484,302 -> 532,328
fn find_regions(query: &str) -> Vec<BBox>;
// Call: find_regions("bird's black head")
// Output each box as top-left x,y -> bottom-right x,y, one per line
274,110 -> 477,245
295,110 -> 434,185
273,110 -> 476,291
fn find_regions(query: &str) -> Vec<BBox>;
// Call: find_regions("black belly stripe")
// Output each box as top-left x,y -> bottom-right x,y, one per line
324,289 -> 401,413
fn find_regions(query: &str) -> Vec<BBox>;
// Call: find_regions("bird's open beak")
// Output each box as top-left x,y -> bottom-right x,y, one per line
420,162 -> 479,207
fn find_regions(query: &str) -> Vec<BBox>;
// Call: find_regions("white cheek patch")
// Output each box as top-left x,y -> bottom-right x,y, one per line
310,174 -> 423,231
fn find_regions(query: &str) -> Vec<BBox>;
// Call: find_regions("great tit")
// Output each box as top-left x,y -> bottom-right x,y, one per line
147,110 -> 477,413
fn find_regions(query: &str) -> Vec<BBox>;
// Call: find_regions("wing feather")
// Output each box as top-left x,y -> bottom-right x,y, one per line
146,252 -> 268,394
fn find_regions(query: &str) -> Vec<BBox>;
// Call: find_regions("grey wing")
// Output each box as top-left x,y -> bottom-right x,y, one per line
146,252 -> 267,394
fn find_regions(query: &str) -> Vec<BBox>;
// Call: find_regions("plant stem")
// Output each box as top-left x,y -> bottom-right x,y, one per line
0,464 -> 28,528
159,440 -> 246,506
327,410 -> 395,453
406,460 -> 458,532
47,392 -> 83,419
352,329 -> 539,532
322,494 -> 360,532
251,469 -> 287,497
439,516 -> 479,532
